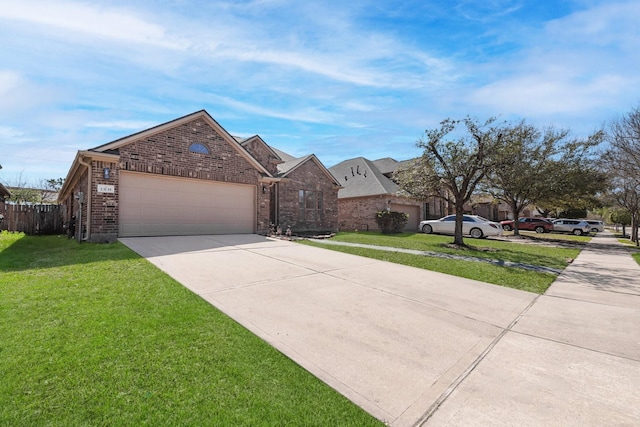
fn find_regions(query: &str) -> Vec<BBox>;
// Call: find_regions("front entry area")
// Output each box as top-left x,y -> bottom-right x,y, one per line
118,172 -> 255,237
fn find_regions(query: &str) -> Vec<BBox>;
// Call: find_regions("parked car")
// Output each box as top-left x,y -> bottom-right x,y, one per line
419,214 -> 503,239
500,217 -> 553,233
551,219 -> 591,235
585,220 -> 604,232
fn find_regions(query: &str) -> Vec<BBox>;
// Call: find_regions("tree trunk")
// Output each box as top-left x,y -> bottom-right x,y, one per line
511,200 -> 520,236
453,206 -> 465,246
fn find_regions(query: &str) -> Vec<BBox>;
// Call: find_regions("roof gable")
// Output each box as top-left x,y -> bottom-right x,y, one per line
278,154 -> 341,186
240,135 -> 283,162
91,110 -> 270,176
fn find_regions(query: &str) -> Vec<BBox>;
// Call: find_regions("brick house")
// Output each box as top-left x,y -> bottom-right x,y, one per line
0,184 -> 10,224
329,157 -> 447,232
58,110 -> 340,242
0,183 -> 10,202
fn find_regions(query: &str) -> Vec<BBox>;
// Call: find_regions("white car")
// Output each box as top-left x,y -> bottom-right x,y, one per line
551,219 -> 591,235
418,214 -> 503,239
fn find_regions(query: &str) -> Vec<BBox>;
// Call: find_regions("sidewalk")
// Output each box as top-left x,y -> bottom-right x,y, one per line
423,231 -> 640,425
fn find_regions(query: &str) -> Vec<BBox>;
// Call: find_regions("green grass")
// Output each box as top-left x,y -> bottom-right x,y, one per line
300,231 -> 584,294
0,232 -> 382,427
611,232 -> 640,265
322,232 -> 581,270
302,242 -> 556,294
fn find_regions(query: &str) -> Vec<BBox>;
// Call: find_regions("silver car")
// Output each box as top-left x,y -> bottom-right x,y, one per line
551,219 -> 591,236
585,220 -> 604,232
419,214 -> 503,239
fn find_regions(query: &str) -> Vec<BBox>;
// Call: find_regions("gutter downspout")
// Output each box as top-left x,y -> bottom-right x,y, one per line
78,156 -> 92,241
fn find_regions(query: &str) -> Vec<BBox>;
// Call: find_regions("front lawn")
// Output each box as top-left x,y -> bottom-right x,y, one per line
0,232 -> 381,427
321,232 -> 581,270
301,232 -> 584,294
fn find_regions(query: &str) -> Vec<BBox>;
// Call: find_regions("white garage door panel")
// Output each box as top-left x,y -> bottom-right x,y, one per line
119,172 -> 255,237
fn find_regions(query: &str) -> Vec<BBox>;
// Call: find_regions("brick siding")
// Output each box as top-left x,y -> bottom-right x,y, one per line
337,195 -> 427,232
242,138 -> 281,176
90,160 -> 119,240
276,160 -> 339,233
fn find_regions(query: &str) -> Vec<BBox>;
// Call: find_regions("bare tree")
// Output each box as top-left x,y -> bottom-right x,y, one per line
395,117 -> 503,246
604,105 -> 640,244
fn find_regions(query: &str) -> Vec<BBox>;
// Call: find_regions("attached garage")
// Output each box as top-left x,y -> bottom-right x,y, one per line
119,172 -> 256,237
390,203 -> 420,232
58,110 -> 339,242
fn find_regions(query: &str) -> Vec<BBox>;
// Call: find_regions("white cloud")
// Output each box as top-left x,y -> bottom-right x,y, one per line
468,73 -> 630,116
0,0 -> 454,93
84,120 -> 156,130
464,1 -> 640,121
0,70 -> 22,95
544,1 -> 640,47
207,94 -> 341,125
0,1 -> 189,49
0,126 -> 34,144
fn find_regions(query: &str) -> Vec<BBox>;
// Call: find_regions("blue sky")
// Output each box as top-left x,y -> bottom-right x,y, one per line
1,0 -> 639,186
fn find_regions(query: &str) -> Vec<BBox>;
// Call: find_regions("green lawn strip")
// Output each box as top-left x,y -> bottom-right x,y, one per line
0,233 -> 381,427
633,252 -> 640,266
300,240 -> 555,294
324,232 -> 581,270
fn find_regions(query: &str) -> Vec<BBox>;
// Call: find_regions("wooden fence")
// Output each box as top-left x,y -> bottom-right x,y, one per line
0,203 -> 64,235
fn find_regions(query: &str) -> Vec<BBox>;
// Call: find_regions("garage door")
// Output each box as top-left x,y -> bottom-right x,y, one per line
119,172 -> 255,237
390,204 -> 420,232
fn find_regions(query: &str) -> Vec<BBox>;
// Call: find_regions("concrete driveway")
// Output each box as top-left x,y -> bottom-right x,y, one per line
120,233 -> 640,426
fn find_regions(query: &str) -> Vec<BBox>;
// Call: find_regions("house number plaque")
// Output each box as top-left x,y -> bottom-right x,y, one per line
97,184 -> 115,194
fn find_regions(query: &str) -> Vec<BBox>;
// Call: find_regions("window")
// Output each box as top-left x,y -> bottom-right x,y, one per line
298,190 -> 322,223
189,143 -> 210,155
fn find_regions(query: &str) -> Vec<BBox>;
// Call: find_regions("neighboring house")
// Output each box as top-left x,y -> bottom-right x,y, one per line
5,187 -> 58,204
329,157 -> 447,232
467,193 -> 542,221
467,194 -> 502,221
58,110 -> 340,242
239,135 -> 341,235
0,183 -> 10,202
0,184 -> 10,222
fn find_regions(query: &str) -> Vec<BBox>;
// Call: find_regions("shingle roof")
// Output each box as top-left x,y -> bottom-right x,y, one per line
329,157 -> 401,198
371,157 -> 400,175
271,147 -> 296,162
371,157 -> 415,176
276,154 -> 310,175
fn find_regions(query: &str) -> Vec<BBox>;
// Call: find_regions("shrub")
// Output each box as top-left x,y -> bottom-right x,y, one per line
375,211 -> 408,234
